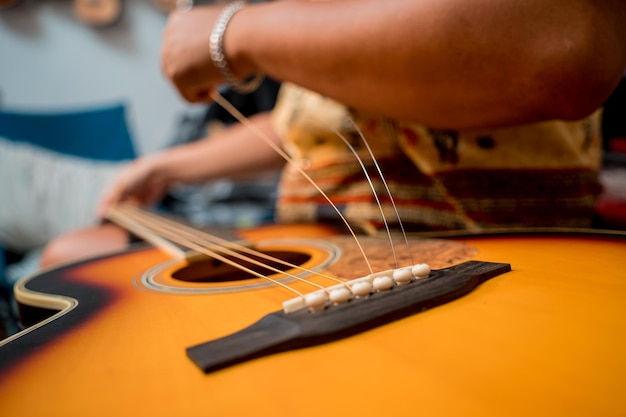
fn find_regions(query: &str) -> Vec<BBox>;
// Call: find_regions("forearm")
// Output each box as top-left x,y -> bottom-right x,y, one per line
152,112 -> 285,185
228,0 -> 626,128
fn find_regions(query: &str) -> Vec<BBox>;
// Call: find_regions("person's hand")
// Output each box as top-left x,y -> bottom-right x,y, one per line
161,7 -> 226,102
97,156 -> 170,218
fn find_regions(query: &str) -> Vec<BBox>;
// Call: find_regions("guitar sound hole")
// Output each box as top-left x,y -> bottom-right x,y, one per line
171,251 -> 311,283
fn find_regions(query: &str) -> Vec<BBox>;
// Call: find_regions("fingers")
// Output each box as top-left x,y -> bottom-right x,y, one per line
96,159 -> 168,219
161,8 -> 221,103
173,82 -> 215,103
96,178 -> 135,219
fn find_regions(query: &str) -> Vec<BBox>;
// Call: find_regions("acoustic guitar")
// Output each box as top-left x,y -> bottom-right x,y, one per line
0,214 -> 625,417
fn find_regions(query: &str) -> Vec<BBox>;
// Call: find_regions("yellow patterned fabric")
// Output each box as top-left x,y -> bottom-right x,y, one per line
271,83 -> 602,232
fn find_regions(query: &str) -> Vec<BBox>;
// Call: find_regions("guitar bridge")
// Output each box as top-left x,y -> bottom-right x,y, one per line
186,260 -> 511,374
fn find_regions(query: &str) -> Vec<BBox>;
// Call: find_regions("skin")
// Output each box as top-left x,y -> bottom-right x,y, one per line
162,0 -> 626,129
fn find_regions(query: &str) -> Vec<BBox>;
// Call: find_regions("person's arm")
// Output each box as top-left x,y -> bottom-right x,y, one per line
162,0 -> 626,129
97,112 -> 285,216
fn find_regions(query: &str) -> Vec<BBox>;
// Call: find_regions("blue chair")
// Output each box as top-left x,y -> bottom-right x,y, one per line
0,103 -> 136,160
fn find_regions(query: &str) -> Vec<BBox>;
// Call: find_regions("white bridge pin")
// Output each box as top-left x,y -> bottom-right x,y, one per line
281,263 -> 432,313
393,268 -> 413,285
412,263 -> 431,278
350,281 -> 373,298
329,287 -> 352,304
372,275 -> 394,291
304,291 -> 328,312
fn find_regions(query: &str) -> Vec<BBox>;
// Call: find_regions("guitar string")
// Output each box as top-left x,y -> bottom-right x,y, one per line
105,100 -> 420,299
205,92 -> 419,276
310,119 -> 400,268
151,0 -> 414,299
212,92 -> 414,270
112,203 -> 345,287
348,118 -> 416,266
109,205 -> 315,297
210,90 -> 376,275
108,205 -> 330,294
189,91 -> 417,295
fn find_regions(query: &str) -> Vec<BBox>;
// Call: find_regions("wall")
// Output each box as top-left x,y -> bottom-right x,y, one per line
0,0 -> 194,154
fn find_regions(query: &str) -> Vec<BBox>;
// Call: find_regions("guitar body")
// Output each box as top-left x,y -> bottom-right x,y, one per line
0,224 -> 625,417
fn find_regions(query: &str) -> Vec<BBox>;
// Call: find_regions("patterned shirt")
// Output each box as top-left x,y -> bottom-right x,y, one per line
271,83 -> 602,232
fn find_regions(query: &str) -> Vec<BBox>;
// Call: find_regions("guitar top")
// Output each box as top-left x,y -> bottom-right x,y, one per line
0,225 -> 625,417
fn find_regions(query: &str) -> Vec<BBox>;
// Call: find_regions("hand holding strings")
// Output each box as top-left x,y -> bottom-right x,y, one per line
162,5 -> 251,103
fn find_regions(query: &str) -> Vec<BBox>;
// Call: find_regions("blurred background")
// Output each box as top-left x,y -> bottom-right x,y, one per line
0,0 -> 281,337
0,0 -> 189,154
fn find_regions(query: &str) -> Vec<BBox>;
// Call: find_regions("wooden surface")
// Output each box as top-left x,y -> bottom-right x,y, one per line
0,225 -> 625,417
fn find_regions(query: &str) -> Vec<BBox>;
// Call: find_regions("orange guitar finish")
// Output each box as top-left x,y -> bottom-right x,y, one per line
0,226 -> 625,417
